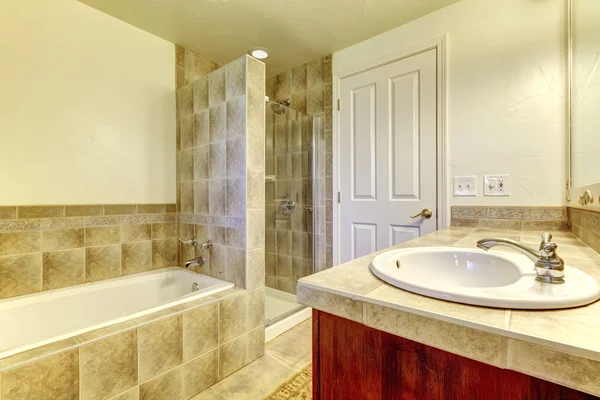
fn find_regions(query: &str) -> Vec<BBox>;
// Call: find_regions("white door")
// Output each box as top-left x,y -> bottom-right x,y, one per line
339,49 -> 438,263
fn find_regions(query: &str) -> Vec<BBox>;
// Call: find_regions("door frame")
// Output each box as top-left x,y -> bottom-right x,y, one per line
332,36 -> 447,266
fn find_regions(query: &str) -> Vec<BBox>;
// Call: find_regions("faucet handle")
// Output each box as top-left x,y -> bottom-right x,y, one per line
540,242 -> 558,257
179,237 -> 198,246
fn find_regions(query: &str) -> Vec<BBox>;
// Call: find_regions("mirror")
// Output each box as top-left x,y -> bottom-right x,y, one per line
571,0 -> 600,188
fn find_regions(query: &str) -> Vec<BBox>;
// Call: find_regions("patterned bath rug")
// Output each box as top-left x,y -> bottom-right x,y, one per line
263,364 -> 312,400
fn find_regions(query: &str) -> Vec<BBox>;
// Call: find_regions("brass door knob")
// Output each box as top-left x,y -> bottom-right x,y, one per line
410,208 -> 433,219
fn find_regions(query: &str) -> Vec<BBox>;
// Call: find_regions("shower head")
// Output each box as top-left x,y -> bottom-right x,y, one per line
271,102 -> 286,115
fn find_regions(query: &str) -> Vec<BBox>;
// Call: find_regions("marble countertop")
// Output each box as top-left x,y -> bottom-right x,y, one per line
297,227 -> 600,396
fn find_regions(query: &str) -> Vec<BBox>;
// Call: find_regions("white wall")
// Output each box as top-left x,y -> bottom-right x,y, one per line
572,0 -> 600,188
0,0 -> 176,205
334,0 -> 567,217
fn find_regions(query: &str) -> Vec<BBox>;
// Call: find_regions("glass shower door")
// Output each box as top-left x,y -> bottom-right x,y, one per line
264,101 -> 314,325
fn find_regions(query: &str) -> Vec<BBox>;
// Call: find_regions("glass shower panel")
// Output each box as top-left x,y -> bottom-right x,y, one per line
265,101 -> 315,324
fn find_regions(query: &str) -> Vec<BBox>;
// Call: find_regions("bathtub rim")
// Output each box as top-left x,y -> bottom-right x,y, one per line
0,267 -> 235,365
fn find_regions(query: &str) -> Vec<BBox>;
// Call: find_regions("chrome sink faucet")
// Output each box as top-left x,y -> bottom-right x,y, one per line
477,232 -> 565,284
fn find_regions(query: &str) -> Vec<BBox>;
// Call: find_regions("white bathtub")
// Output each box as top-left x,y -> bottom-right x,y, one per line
0,267 -> 234,359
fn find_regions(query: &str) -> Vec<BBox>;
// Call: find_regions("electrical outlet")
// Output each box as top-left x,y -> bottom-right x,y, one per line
453,176 -> 477,196
484,175 -> 510,196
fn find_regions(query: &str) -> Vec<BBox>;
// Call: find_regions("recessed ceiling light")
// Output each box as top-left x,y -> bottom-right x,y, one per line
249,47 -> 270,60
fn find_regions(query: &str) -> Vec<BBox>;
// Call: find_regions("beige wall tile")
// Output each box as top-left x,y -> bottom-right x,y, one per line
17,206 -> 64,219
226,178 -> 245,218
122,224 -> 151,243
219,292 -> 248,342
182,349 -> 218,399
208,68 -> 225,106
193,76 -> 209,114
65,205 -> 104,217
247,288 -> 264,330
151,222 -> 177,239
0,231 -> 41,256
246,248 -> 265,290
139,315 -> 183,382
122,241 -> 152,275
183,302 -> 219,361
193,180 -> 209,216
226,96 -> 245,139
208,179 -> 226,216
209,103 -> 226,144
137,205 -> 166,214
105,205 -> 137,216
1,349 -> 79,400
166,204 -> 177,213
0,207 -> 17,220
0,253 -> 42,298
180,182 -> 194,214
42,228 -> 84,251
275,70 -> 291,101
226,56 -> 246,100
307,57 -> 324,87
139,367 -> 182,400
151,238 -> 178,269
178,84 -> 193,117
226,137 -> 245,179
246,209 -> 265,250
107,386 -> 139,400
86,225 -> 121,247
86,244 -> 121,282
180,115 -> 194,150
179,148 -> 194,182
247,326 -> 265,363
194,145 -> 209,181
225,247 -> 245,288
218,334 -> 248,379
209,141 -> 226,179
80,330 -> 138,400
43,248 -> 85,290
522,220 -> 570,231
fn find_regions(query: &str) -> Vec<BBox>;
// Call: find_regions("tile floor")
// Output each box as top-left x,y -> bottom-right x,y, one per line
192,319 -> 312,400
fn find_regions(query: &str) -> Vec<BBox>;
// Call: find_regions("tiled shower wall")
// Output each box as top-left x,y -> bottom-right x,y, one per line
175,51 -> 267,381
0,204 -> 177,300
266,55 -> 334,271
265,107 -> 313,294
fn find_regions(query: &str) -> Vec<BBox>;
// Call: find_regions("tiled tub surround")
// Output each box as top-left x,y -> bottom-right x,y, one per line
298,227 -> 600,396
266,55 -> 333,271
0,205 -> 177,300
0,286 -> 265,400
570,207 -> 600,254
265,105 -> 314,294
0,268 -> 233,359
451,205 -> 569,231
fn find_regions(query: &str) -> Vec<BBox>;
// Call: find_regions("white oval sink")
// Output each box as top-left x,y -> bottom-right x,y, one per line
369,247 -> 600,309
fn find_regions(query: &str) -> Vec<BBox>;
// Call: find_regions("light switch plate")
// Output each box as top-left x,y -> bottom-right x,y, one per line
453,176 -> 477,196
484,175 -> 510,196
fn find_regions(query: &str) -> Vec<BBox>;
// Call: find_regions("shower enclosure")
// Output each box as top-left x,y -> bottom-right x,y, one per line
264,100 -> 316,327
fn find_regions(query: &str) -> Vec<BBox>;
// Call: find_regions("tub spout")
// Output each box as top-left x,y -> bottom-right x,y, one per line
185,256 -> 205,269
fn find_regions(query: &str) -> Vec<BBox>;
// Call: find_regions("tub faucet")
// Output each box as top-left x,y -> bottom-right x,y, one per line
476,232 -> 565,284
184,256 -> 205,269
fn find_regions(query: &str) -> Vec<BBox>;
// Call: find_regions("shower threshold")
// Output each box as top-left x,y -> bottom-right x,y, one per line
264,286 -> 311,342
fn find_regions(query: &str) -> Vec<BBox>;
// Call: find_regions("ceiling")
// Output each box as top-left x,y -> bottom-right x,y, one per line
79,0 -> 460,77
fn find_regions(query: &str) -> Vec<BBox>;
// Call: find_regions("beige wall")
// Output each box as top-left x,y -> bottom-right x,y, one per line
334,0 -> 567,216
0,0 -> 176,205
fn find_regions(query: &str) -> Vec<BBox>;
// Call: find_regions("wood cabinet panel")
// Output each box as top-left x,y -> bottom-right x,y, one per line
312,310 -> 598,400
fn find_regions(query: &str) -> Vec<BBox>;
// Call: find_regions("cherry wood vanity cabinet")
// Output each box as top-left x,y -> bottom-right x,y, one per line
311,310 -> 599,400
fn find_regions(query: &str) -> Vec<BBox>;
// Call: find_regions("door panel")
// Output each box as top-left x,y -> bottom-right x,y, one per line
340,49 -> 437,263
352,222 -> 377,259
351,84 -> 377,201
